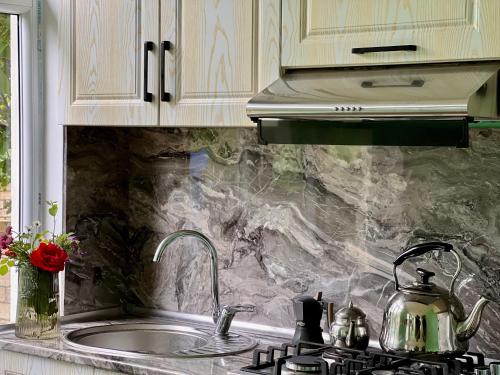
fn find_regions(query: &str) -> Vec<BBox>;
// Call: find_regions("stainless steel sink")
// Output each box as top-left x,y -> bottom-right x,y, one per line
63,323 -> 257,358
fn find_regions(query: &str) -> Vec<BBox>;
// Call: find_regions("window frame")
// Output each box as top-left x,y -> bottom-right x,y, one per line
0,1 -> 32,15
0,0 -> 44,323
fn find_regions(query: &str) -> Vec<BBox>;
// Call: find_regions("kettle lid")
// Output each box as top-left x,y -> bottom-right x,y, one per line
334,300 -> 366,322
399,267 -> 447,297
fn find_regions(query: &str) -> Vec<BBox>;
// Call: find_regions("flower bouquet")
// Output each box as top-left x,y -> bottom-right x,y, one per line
0,201 -> 79,339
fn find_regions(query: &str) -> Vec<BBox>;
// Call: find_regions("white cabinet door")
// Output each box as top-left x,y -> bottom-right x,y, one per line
61,0 -> 160,126
159,0 -> 280,127
282,0 -> 500,68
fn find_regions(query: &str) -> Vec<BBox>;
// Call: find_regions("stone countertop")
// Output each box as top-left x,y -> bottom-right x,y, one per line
0,315 -> 287,375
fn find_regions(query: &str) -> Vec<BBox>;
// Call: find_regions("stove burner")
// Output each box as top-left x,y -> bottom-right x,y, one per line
285,356 -> 322,373
241,341 -> 487,375
322,347 -> 358,360
372,371 -> 395,375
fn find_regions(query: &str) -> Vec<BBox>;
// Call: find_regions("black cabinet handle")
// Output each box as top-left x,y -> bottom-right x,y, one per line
161,41 -> 172,102
352,44 -> 417,55
143,41 -> 154,102
361,79 -> 424,88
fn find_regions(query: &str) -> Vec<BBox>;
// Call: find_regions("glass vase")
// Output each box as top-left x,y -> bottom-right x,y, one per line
15,264 -> 60,339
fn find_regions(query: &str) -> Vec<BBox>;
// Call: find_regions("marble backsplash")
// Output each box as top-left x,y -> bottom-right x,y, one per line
65,128 -> 133,311
65,127 -> 500,356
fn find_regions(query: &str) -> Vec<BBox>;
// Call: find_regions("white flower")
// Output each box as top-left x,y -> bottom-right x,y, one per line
25,225 -> 33,233
33,220 -> 42,228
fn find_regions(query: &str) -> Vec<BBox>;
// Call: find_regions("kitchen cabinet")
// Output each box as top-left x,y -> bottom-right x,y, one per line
282,0 -> 500,68
160,0 -> 279,126
61,0 -> 280,127
60,0 -> 159,126
0,350 -> 94,375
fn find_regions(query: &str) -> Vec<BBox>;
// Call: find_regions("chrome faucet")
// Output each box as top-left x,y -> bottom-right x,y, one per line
153,229 -> 255,335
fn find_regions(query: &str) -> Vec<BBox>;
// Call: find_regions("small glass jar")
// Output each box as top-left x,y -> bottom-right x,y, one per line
15,264 -> 59,339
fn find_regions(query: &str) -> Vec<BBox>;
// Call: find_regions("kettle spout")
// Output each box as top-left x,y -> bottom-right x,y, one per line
456,296 -> 490,341
345,320 -> 356,348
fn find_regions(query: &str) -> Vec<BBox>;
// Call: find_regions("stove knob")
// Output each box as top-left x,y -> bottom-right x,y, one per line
475,366 -> 490,375
490,363 -> 500,375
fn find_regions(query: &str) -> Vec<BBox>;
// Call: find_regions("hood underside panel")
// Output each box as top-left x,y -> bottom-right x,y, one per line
257,117 -> 470,147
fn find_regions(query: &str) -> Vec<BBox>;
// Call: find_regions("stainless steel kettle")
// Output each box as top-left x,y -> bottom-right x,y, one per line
329,300 -> 369,350
379,242 -> 490,355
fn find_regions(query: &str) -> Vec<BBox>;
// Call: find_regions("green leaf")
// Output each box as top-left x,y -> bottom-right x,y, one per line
0,264 -> 8,276
6,260 -> 14,267
47,202 -> 58,217
35,230 -> 50,242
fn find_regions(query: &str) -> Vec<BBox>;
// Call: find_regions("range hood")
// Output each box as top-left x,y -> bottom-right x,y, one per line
247,63 -> 500,147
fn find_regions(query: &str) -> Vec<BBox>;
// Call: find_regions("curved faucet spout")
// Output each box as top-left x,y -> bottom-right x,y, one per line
153,230 -> 220,323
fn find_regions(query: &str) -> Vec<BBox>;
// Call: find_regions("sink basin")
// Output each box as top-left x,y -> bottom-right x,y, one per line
63,323 -> 257,358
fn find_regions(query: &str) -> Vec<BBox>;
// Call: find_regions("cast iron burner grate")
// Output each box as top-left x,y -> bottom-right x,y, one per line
240,341 -> 485,375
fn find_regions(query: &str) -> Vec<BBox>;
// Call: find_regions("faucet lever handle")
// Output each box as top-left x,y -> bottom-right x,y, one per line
214,304 -> 256,336
225,304 -> 255,314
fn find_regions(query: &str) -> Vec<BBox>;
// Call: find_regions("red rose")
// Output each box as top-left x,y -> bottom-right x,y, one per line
30,242 -> 69,272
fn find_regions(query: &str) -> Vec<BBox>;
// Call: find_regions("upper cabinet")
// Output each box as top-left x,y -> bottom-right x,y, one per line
161,0 -> 279,126
282,0 -> 500,68
61,0 -> 159,126
61,0 -> 280,127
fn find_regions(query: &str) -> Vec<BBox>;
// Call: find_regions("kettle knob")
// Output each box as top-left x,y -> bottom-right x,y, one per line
416,268 -> 435,284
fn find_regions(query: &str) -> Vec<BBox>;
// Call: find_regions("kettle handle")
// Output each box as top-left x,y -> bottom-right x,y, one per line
393,242 -> 462,295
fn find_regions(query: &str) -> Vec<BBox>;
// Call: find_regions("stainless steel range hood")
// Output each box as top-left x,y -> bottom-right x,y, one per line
247,63 -> 500,147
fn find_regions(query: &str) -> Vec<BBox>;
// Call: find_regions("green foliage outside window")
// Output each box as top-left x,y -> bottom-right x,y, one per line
0,14 -> 10,196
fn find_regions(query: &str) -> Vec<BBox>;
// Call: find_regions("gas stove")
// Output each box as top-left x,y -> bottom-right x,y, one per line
241,341 -> 491,375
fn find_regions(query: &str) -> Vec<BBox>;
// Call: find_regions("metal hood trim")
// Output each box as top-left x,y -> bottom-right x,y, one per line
247,63 -> 500,122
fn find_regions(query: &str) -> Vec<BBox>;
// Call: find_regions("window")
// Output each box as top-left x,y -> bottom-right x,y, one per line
0,13 -> 18,324
0,0 -> 43,324
0,1 -> 46,325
